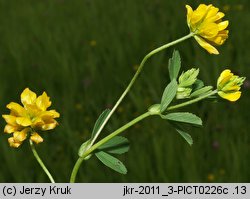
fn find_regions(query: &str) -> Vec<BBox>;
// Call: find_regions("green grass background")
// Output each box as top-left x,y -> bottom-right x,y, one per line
0,0 -> 249,182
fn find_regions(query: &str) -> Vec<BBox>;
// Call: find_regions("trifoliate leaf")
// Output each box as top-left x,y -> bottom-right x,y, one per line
168,50 -> 181,80
91,109 -> 111,139
95,151 -> 127,174
161,112 -> 202,126
97,136 -> 129,154
160,79 -> 178,113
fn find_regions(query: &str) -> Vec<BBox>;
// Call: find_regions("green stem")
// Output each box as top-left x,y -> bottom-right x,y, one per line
70,89 -> 216,182
167,90 -> 218,111
29,140 -> 55,183
90,33 -> 194,146
70,111 -> 152,183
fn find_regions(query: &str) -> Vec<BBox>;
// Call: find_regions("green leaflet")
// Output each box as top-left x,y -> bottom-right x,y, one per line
190,86 -> 213,98
95,151 -> 127,174
97,136 -> 130,154
91,109 -> 111,139
168,50 -> 181,80
160,79 -> 178,113
175,128 -> 193,146
162,112 -> 202,126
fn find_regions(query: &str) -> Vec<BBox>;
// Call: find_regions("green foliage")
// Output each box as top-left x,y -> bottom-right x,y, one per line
175,128 -> 193,146
97,136 -> 130,154
161,112 -> 202,126
0,0 -> 249,183
91,109 -> 111,139
95,151 -> 127,174
190,86 -> 213,98
168,50 -> 181,81
178,68 -> 199,87
160,79 -> 178,112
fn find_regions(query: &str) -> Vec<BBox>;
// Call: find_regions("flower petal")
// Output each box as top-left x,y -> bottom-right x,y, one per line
4,124 -> 19,134
36,92 -> 52,111
199,22 -> 219,38
8,137 -> 22,148
206,6 -> 219,19
2,115 -> 17,126
40,110 -> 60,120
216,12 -> 225,21
217,69 -> 233,87
218,20 -> 229,31
21,88 -> 37,106
186,5 -> 193,25
190,4 -> 209,25
41,119 -> 58,130
6,102 -> 26,117
13,128 -> 28,142
16,117 -> 32,127
30,133 -> 43,144
218,91 -> 241,102
194,36 -> 219,54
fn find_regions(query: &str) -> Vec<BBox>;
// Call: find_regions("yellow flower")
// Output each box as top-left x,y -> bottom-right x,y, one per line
186,4 -> 229,54
217,69 -> 245,101
2,88 -> 60,148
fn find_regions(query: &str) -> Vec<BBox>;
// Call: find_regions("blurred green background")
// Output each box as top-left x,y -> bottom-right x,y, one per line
0,0 -> 249,182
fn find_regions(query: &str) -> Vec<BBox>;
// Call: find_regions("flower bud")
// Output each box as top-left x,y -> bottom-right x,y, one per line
178,68 -> 199,87
176,68 -> 199,99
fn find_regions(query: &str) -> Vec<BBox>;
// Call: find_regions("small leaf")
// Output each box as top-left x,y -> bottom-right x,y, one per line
190,86 -> 213,98
95,151 -> 127,174
78,140 -> 92,159
91,109 -> 111,139
162,112 -> 202,126
160,79 -> 178,113
168,50 -> 181,80
175,128 -> 193,145
97,136 -> 130,154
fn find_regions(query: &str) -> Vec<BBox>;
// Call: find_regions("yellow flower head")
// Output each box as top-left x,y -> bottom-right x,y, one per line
186,4 -> 229,54
217,69 -> 245,102
2,88 -> 60,148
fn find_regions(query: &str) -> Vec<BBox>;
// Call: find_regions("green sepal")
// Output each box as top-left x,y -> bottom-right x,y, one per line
160,79 -> 178,113
97,136 -> 130,154
168,50 -> 181,80
95,151 -> 127,174
91,109 -> 111,139
161,112 -> 202,126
